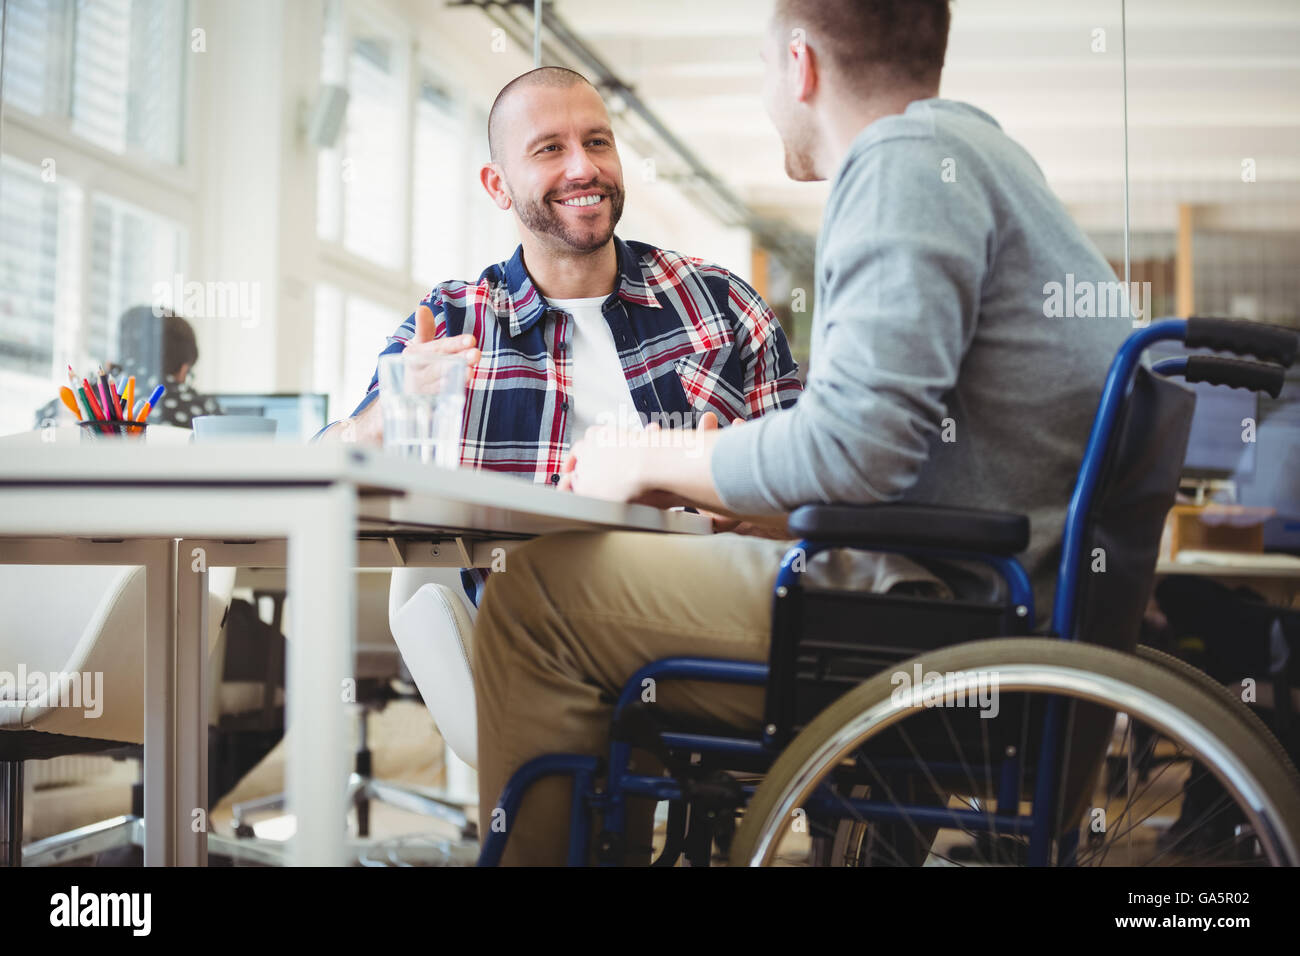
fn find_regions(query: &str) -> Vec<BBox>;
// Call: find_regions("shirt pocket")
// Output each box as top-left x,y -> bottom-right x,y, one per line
671,326 -> 747,424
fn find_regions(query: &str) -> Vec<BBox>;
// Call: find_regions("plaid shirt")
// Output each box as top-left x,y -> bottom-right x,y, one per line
347,236 -> 801,484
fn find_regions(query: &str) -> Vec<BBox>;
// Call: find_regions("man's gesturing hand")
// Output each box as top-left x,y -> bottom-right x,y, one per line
406,303 -> 482,363
328,303 -> 480,445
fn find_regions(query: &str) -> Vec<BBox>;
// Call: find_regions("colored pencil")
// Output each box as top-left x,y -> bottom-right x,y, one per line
78,383 -> 106,434
96,366 -> 114,422
82,378 -> 105,420
136,384 -> 166,422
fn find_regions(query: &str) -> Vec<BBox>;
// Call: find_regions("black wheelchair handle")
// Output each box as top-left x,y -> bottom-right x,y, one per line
1184,356 -> 1286,398
1185,317 -> 1298,367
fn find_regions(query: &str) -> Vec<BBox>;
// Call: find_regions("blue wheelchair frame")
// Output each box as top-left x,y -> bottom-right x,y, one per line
476,318 -> 1264,866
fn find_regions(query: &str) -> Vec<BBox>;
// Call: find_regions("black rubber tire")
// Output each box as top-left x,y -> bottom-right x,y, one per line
1134,644 -> 1300,793
732,638 -> 1300,867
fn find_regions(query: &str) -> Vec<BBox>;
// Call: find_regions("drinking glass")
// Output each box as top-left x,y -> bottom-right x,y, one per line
377,351 -> 467,467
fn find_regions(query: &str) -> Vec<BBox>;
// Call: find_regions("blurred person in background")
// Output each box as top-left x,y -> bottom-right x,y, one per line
34,306 -> 222,429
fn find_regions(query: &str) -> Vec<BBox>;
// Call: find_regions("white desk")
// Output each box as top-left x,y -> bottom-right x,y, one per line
1156,551 -> 1300,606
0,443 -> 708,865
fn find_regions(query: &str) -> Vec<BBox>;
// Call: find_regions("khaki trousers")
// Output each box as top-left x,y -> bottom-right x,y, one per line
472,529 -> 947,865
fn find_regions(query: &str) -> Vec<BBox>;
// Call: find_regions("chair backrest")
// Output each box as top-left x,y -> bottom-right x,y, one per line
1065,365 -> 1196,651
388,576 -> 478,768
0,565 -> 134,679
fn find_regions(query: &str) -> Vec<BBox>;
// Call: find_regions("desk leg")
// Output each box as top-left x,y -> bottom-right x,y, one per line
143,540 -> 177,866
175,541 -> 209,866
286,485 -> 356,865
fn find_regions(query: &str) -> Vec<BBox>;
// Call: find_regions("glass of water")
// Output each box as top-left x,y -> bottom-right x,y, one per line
377,350 -> 467,467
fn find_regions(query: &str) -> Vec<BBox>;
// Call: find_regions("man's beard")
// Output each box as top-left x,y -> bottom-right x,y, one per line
511,180 -> 625,253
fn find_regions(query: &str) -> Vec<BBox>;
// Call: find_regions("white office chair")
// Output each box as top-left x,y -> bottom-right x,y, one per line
229,570 -> 478,849
387,567 -> 479,801
0,562 -> 285,865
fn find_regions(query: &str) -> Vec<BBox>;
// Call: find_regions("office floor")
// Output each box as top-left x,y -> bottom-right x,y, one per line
209,699 -> 477,862
25,699 -> 474,866
29,705 -> 1200,866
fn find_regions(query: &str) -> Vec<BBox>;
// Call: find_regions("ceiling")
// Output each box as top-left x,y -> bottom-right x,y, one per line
430,0 -> 1300,240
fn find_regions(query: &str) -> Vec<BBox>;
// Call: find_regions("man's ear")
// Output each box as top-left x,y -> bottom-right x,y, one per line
480,162 -> 512,210
789,30 -> 818,103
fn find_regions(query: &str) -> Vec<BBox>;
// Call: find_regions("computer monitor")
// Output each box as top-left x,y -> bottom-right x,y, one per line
211,393 -> 329,443
1148,342 -> 1258,480
1238,366 -> 1300,553
1180,382 -> 1258,479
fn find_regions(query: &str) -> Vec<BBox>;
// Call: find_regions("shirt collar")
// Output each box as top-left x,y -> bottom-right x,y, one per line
498,235 -> 661,337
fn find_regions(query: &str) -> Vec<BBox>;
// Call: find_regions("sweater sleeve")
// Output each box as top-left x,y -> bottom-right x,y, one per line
709,134 -> 992,513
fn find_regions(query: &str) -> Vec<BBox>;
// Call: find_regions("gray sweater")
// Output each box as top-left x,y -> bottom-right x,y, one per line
711,99 -> 1134,618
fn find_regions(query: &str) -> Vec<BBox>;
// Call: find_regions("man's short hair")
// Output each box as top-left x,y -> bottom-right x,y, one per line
487,66 -> 594,163
774,0 -> 951,89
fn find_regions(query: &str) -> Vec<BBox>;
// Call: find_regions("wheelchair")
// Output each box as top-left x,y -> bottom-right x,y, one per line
479,317 -> 1300,867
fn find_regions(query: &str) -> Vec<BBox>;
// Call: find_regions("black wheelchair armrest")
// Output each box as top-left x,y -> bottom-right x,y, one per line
787,503 -> 1030,556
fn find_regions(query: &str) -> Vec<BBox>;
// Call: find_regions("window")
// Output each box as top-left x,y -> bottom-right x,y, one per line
0,0 -> 191,434
0,0 -> 72,117
411,75 -> 464,286
314,283 -> 400,420
309,4 -> 519,420
0,156 -> 84,434
86,195 -> 186,363
317,5 -> 409,270
2,0 -> 187,165
0,157 -> 61,378
71,0 -> 186,163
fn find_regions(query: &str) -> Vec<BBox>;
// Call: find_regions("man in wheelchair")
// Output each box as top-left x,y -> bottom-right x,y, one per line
470,0 -> 1300,865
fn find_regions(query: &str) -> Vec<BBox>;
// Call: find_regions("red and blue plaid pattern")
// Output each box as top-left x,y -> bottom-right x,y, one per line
349,236 -> 801,484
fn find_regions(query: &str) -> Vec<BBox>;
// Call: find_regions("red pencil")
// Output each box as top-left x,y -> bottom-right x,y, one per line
81,377 -> 108,433
107,379 -> 122,421
83,378 -> 105,418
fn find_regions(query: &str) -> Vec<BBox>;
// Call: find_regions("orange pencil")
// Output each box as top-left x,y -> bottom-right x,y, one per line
125,376 -> 135,422
58,386 -> 80,416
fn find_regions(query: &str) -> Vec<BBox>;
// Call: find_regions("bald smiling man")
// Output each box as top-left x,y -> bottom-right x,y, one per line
321,67 -> 799,477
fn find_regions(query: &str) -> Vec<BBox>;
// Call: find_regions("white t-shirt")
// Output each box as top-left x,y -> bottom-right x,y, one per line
545,295 -> 642,439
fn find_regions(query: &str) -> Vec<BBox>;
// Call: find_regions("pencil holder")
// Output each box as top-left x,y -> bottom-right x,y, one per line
79,420 -> 148,440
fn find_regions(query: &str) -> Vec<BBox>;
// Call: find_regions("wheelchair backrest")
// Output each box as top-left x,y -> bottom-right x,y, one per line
1063,364 -> 1195,650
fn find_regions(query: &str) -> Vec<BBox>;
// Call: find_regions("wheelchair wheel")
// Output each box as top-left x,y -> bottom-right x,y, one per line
731,639 -> 1300,867
1133,644 -> 1300,783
